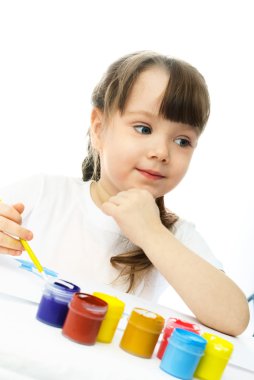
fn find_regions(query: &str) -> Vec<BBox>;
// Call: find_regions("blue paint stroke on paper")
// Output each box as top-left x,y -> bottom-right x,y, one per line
15,258 -> 58,278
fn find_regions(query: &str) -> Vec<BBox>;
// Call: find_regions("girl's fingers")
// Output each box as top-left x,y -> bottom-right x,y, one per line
12,203 -> 25,215
101,201 -> 118,216
0,216 -> 33,241
0,202 -> 33,255
0,231 -> 24,252
0,202 -> 24,224
107,192 -> 131,206
0,246 -> 22,256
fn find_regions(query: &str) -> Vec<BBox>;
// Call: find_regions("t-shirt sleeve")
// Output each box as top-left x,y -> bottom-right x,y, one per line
173,219 -> 224,270
0,174 -> 45,220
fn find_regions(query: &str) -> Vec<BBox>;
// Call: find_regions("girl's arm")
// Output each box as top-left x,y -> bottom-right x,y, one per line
102,188 -> 250,336
142,224 -> 249,336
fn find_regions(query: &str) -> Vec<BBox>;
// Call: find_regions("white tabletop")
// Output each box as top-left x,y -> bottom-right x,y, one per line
0,255 -> 253,380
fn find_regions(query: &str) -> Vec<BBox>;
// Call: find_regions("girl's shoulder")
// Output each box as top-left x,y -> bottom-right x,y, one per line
29,174 -> 92,206
173,218 -> 197,238
0,174 -> 91,217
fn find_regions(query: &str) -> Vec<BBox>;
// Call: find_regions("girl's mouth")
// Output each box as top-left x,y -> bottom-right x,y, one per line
136,168 -> 165,180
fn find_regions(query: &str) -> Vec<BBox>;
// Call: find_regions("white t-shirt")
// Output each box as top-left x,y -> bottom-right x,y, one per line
0,174 -> 223,303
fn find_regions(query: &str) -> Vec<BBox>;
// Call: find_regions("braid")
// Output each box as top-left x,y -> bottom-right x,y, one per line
82,139 -> 100,182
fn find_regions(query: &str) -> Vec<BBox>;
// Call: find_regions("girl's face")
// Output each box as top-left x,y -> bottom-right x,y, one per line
91,66 -> 199,201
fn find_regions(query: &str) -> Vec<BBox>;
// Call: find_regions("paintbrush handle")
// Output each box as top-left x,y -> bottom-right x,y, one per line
20,238 -> 44,273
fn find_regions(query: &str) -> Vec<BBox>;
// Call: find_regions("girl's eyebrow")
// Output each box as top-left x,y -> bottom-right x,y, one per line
125,110 -> 157,118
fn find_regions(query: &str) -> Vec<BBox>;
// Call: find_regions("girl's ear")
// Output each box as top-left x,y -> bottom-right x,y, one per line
90,107 -> 104,151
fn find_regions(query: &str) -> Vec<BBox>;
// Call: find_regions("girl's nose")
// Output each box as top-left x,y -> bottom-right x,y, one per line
147,141 -> 169,162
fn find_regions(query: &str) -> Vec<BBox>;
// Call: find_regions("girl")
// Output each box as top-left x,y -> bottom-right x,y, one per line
0,51 -> 249,336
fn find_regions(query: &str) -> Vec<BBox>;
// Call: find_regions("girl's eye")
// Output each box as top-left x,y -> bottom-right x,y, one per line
175,138 -> 191,147
134,125 -> 152,134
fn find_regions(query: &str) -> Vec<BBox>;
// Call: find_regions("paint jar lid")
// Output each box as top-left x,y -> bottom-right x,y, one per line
202,332 -> 234,359
69,292 -> 108,319
44,279 -> 80,302
128,307 -> 165,334
164,318 -> 200,337
170,328 -> 207,355
93,292 -> 125,318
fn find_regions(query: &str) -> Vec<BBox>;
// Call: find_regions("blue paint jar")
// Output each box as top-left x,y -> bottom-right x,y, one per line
36,279 -> 80,327
160,328 -> 207,380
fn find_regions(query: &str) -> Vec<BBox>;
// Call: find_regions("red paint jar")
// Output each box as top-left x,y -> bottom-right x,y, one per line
62,293 -> 108,345
157,317 -> 200,359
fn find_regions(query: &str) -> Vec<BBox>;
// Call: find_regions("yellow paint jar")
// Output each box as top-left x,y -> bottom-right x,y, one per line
120,307 -> 165,358
93,292 -> 125,343
194,332 -> 234,380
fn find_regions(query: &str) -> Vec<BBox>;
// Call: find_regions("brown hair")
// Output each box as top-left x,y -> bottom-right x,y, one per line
82,51 -> 210,292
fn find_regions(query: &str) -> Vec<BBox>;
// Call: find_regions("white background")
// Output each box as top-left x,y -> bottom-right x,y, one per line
0,1 -> 253,323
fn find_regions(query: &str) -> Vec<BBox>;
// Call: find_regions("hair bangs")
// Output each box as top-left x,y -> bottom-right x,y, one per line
159,60 -> 210,132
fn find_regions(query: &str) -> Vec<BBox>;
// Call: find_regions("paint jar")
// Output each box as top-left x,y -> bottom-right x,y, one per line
120,307 -> 165,358
36,279 -> 80,327
160,328 -> 207,380
157,317 -> 200,359
194,332 -> 234,380
93,292 -> 125,343
62,292 -> 108,345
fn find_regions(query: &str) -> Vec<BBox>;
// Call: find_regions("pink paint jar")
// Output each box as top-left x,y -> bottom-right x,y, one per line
157,317 -> 200,359
62,293 -> 108,345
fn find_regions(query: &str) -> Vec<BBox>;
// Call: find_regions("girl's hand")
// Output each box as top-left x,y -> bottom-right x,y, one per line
101,189 -> 163,248
0,202 -> 33,255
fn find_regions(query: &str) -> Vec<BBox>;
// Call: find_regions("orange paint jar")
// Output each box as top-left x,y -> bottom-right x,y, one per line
120,307 -> 165,358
